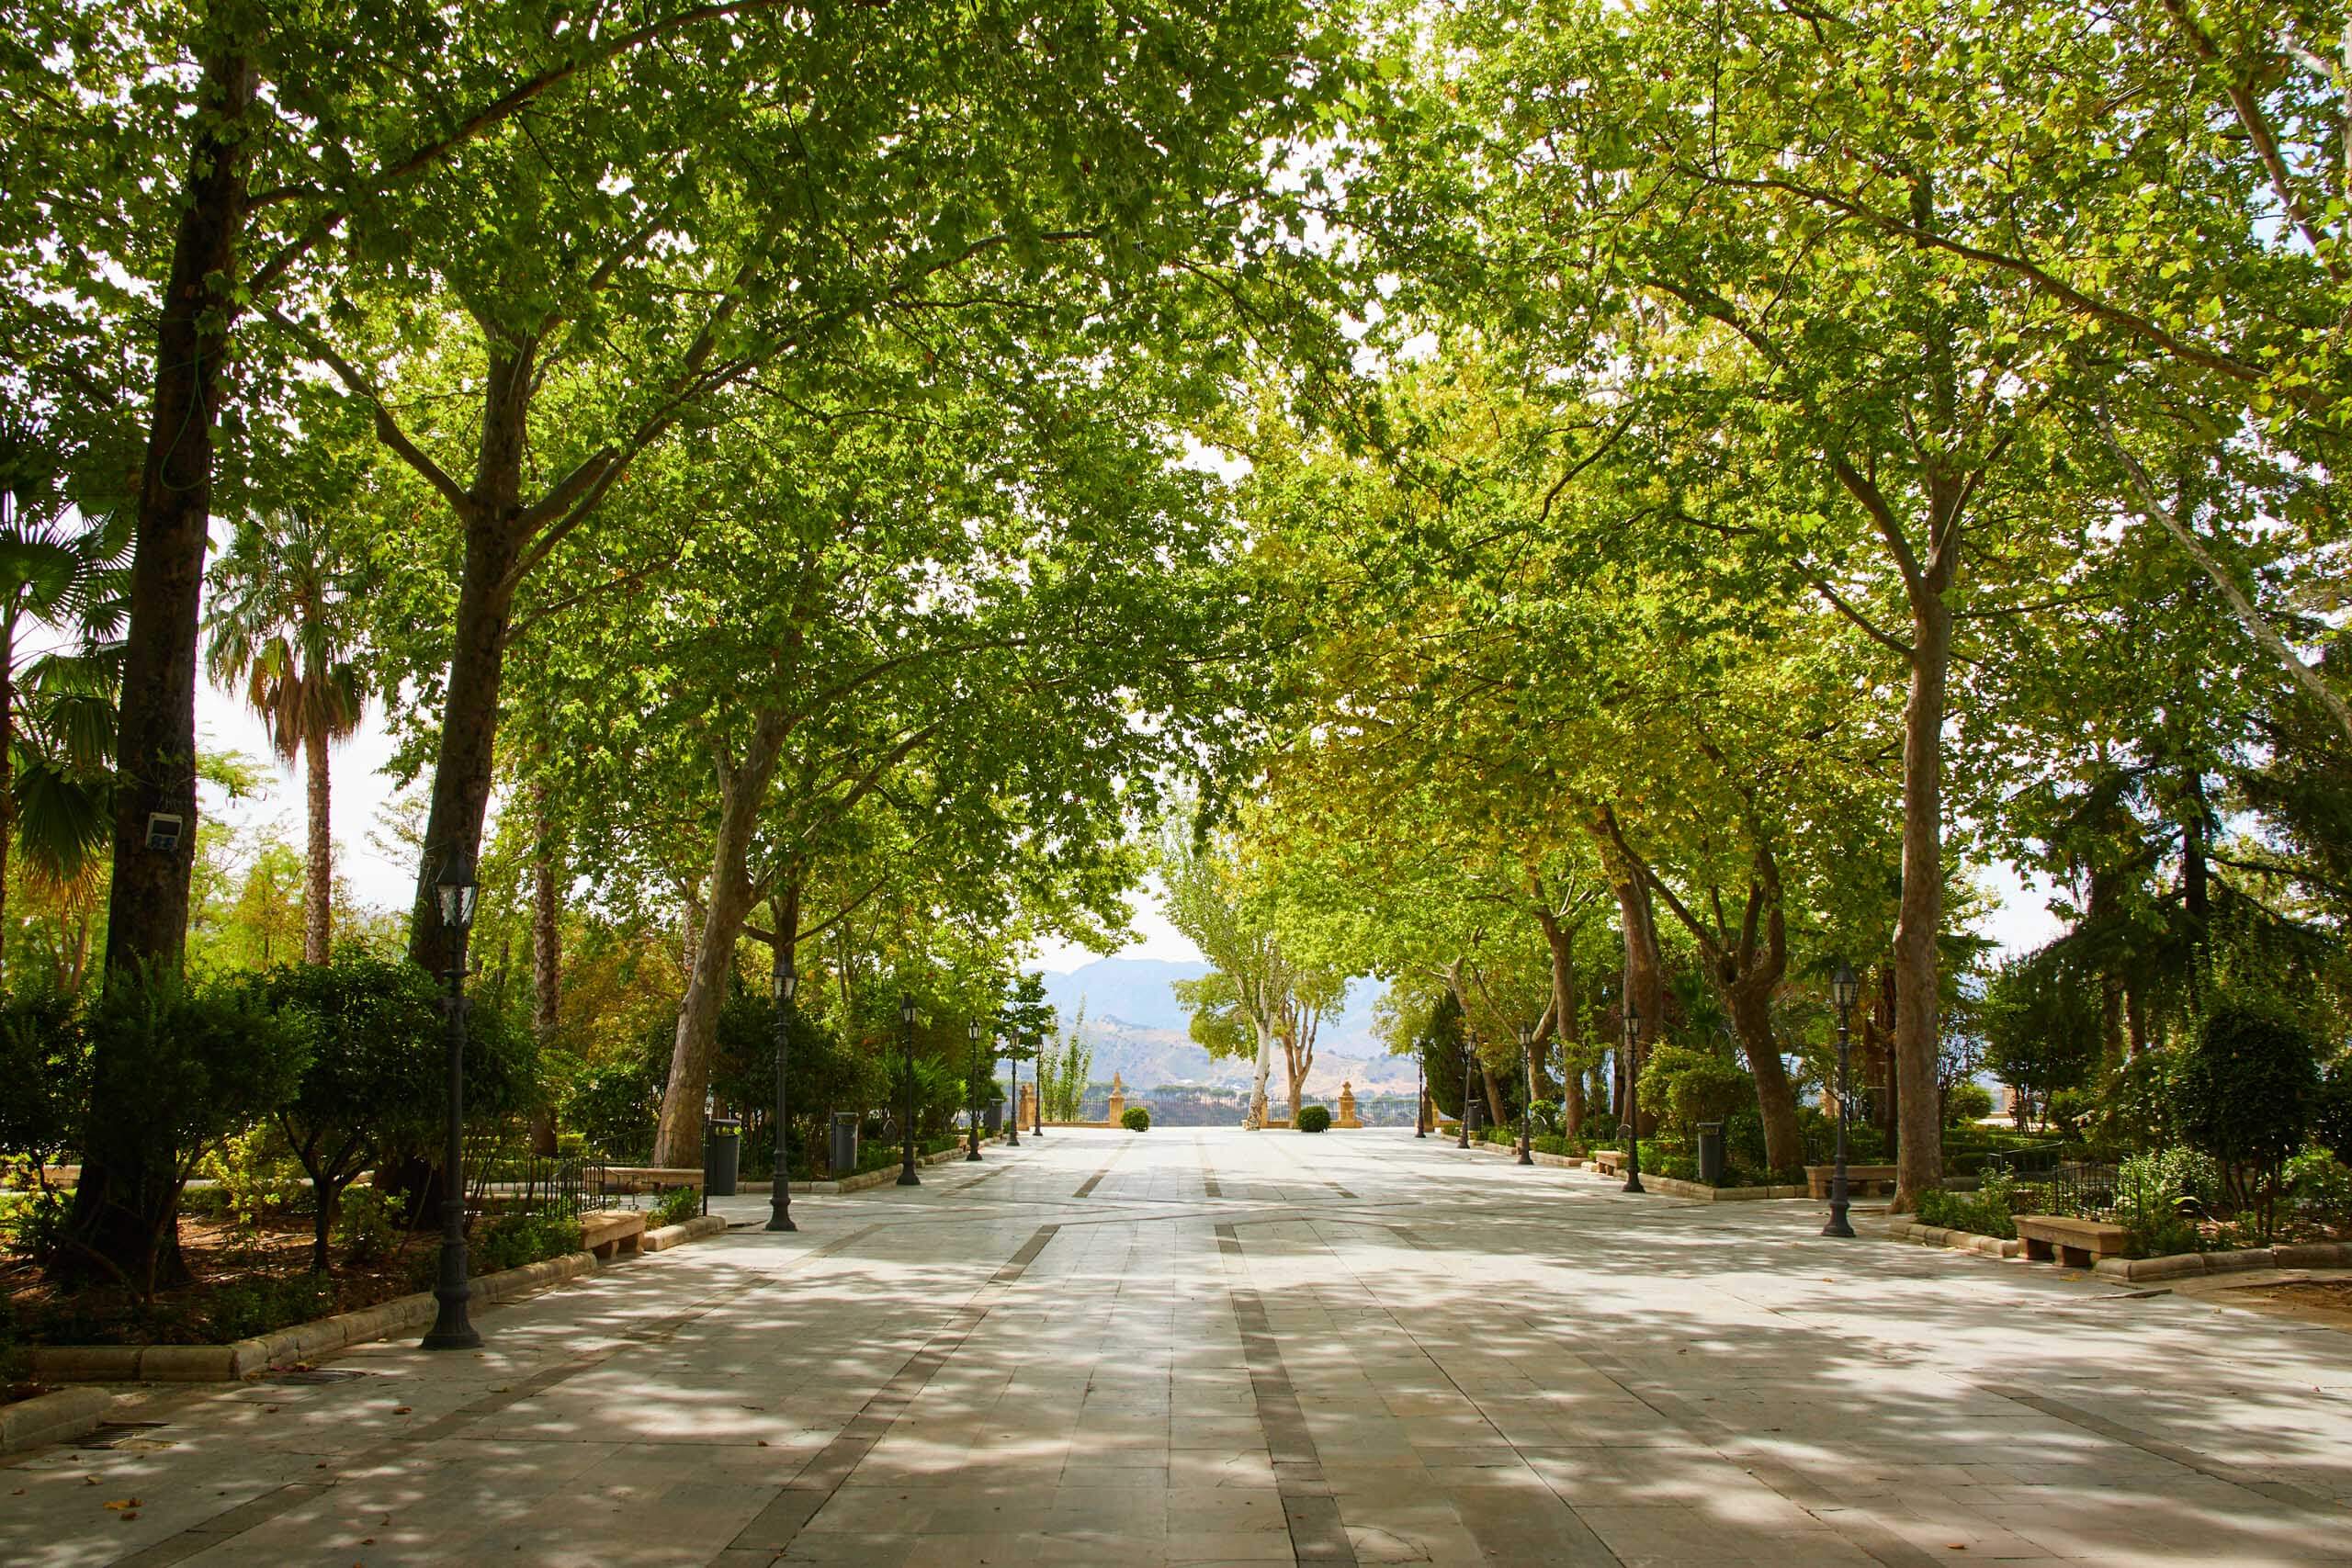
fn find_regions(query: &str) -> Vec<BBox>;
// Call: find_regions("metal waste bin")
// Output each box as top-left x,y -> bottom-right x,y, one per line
1696,1121 -> 1725,1186
1465,1100 -> 1486,1134
984,1100 -> 1003,1134
704,1115 -> 742,1197
829,1111 -> 860,1179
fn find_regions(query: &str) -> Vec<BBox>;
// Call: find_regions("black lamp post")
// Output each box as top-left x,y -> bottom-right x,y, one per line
1415,1053 -> 1427,1138
966,1020 -> 986,1162
766,956 -> 797,1233
1622,1001 -> 1645,1195
897,995 -> 921,1187
1031,1032 -> 1045,1136
1518,1022 -> 1536,1166
422,857 -> 481,1350
1824,961 -> 1860,1238
1456,1032 -> 1475,1149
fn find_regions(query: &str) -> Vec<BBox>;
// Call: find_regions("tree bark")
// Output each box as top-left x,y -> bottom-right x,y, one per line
0,617 -> 15,976
302,709 -> 333,964
407,342 -> 535,975
1536,908 -> 1585,1136
67,51 -> 258,1291
650,713 -> 788,1168
1592,808 -> 1664,1135
1890,589 -> 1951,1209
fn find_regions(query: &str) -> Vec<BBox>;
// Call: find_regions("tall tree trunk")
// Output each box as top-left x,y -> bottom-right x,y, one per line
301,711 -> 333,964
650,714 -> 787,1168
1592,809 -> 1664,1135
1246,1000 -> 1274,1128
1537,909 -> 1585,1136
68,51 -> 258,1291
528,785 -> 561,1156
407,344 -> 535,974
1890,590 -> 1951,1209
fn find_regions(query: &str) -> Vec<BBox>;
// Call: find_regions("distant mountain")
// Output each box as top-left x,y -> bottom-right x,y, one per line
1036,956 -> 1406,1094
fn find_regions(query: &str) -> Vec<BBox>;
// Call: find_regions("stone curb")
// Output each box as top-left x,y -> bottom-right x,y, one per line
0,1384 -> 116,1455
643,1214 -> 728,1252
1458,1142 -> 1586,1170
2092,1239 -> 2352,1283
27,1213 -> 741,1387
1885,1218 -> 2023,1259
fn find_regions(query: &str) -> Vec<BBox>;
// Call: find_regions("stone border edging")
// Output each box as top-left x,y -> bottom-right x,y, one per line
731,1133 -> 1009,1196
1460,1141 -> 1586,1170
0,1384 -> 117,1455
1887,1217 -> 2023,1258
25,1207 -> 741,1389
642,1213 -> 727,1251
2092,1239 -> 2352,1283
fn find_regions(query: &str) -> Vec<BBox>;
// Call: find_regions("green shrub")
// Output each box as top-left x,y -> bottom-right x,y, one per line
198,1123 -> 303,1231
1295,1105 -> 1331,1134
2286,1147 -> 2352,1230
650,1185 -> 702,1228
1638,1045 -> 1752,1134
1944,1082 -> 1995,1124
1915,1175 -> 2018,1239
1120,1105 -> 1150,1132
2315,1058 -> 2352,1166
2114,1149 -> 2220,1256
201,1272 -> 335,1342
0,987 -> 86,1179
334,1185 -> 404,1264
2179,998 -> 2322,1233
471,1212 -> 584,1275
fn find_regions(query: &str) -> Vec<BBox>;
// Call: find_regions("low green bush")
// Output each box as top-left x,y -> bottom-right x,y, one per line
1915,1174 -> 2018,1239
1296,1105 -> 1332,1134
472,1212 -> 584,1275
1121,1105 -> 1151,1132
1945,1082 -> 1996,1123
649,1185 -> 702,1228
201,1271 -> 335,1342
334,1185 -> 404,1264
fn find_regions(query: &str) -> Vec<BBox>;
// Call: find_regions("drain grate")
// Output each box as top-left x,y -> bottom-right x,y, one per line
78,1421 -> 167,1449
264,1368 -> 371,1385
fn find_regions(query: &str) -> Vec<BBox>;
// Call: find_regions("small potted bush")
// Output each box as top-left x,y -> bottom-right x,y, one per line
1121,1105 -> 1150,1132
1296,1105 -> 1332,1134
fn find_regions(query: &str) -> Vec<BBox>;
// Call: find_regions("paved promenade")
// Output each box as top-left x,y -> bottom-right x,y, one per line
5,1128 -> 2347,1566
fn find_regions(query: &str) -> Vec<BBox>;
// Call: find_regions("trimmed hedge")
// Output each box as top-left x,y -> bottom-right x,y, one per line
1296,1105 -> 1332,1134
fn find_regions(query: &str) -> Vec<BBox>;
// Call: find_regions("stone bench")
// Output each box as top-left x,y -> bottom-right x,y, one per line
1589,1150 -> 1628,1176
1805,1164 -> 1898,1200
2015,1213 -> 2130,1268
579,1209 -> 647,1261
589,1165 -> 704,1196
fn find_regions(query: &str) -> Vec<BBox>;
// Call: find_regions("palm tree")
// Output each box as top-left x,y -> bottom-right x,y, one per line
205,511 -> 368,964
0,418 -> 127,970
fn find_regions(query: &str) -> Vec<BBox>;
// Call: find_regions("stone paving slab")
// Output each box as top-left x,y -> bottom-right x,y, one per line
5,1126 -> 2348,1566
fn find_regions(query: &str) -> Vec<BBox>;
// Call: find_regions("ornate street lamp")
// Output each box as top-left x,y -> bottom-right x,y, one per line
766,955 -> 797,1233
1622,1000 -> 1645,1195
1518,1022 -> 1536,1166
1824,961 -> 1860,1238
422,855 -> 481,1350
897,995 -> 921,1187
966,1020 -> 986,1162
1457,1032 -> 1476,1150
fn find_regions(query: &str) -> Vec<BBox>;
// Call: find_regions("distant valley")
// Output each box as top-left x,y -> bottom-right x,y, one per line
1035,957 -> 1414,1096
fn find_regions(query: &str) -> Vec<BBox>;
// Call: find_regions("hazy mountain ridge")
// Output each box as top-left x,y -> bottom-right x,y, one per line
1037,957 -> 1410,1094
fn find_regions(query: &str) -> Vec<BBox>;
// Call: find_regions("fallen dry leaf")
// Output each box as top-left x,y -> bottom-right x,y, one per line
122,1511 -> 140,1521
83,1476 -> 100,1486
103,1498 -> 140,1510
392,1406 -> 413,1415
